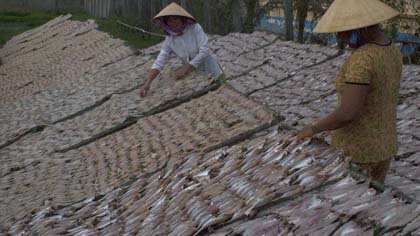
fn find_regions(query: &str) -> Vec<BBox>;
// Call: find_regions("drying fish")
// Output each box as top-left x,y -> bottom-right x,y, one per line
251,165 -> 288,185
288,210 -> 325,232
293,165 -> 323,184
168,222 -> 196,236
241,217 -> 283,236
299,174 -> 327,191
401,214 -> 420,235
378,203 -> 419,229
240,154 -> 262,173
294,211 -> 339,235
211,191 -> 244,218
310,222 -> 340,236
266,139 -> 298,164
332,221 -> 371,236
186,196 -> 220,230
206,230 -> 233,236
124,215 -> 144,234
260,139 -> 291,163
275,141 -> 310,167
202,183 -> 226,199
73,228 -> 99,236
229,176 -> 255,195
215,158 -> 242,181
323,184 -> 369,203
289,154 -> 314,171
288,195 -> 326,217
277,184 -> 304,199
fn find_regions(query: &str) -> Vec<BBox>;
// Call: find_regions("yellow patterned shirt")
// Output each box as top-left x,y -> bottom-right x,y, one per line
332,43 -> 403,163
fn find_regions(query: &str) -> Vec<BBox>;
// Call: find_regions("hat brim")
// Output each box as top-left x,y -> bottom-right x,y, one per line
153,3 -> 195,22
314,0 -> 399,33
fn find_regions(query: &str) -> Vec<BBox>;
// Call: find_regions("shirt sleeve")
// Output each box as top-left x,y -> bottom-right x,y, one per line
152,37 -> 172,71
189,24 -> 210,68
344,50 -> 374,85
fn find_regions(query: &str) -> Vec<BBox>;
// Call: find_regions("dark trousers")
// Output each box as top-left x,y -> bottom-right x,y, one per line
354,159 -> 391,183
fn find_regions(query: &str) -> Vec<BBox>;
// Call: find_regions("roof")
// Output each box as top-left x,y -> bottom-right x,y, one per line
0,15 -> 419,235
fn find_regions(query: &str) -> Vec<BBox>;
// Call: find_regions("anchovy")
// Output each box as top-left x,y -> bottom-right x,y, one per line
242,218 -> 282,236
310,222 -> 340,236
168,222 -> 196,236
332,221 -> 365,236
381,203 -> 420,229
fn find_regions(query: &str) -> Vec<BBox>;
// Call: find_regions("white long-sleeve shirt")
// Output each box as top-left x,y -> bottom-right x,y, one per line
152,24 -> 223,78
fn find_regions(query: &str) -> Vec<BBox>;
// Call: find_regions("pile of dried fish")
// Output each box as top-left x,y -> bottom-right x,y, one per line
0,86 -> 277,225
250,54 -> 346,127
399,65 -> 420,99
225,37 -> 340,92
0,17 -> 137,147
4,128 -> 349,235
211,31 -> 278,78
397,93 -> 420,156
387,157 -> 420,200
211,175 -> 420,236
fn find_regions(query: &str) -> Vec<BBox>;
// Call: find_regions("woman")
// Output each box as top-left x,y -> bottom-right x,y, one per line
297,0 -> 403,183
140,3 -> 223,97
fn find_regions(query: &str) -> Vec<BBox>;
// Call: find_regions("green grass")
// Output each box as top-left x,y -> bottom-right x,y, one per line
0,9 -> 56,25
96,17 -> 163,49
0,9 -> 59,44
0,9 -> 163,49
0,27 -> 31,44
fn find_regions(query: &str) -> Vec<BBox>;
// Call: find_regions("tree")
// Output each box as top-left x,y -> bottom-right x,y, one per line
296,0 -> 308,43
232,0 -> 243,32
243,0 -> 259,33
283,0 -> 294,40
203,0 -> 211,32
180,0 -> 187,8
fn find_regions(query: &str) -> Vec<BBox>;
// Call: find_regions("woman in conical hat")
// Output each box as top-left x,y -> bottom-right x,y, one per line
298,0 -> 403,183
140,2 -> 223,97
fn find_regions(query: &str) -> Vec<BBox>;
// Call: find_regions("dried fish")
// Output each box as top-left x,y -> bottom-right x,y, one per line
379,203 -> 419,229
242,217 -> 283,236
294,211 -> 339,235
211,191 -> 243,218
332,221 -> 365,236
310,222 -> 340,236
332,188 -> 377,216
289,154 -> 314,171
278,185 -> 304,199
168,222 -> 196,236
401,214 -> 420,235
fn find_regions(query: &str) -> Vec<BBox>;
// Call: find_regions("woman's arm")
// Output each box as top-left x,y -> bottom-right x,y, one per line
298,83 -> 370,139
140,38 -> 171,97
152,38 -> 172,71
189,24 -> 210,68
174,24 -> 209,79
140,69 -> 160,97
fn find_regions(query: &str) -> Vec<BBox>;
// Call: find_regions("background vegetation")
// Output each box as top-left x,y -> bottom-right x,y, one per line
0,9 -> 162,48
0,0 -> 419,63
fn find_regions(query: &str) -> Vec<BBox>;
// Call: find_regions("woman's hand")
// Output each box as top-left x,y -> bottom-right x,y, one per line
175,64 -> 193,80
297,124 -> 316,141
140,69 -> 160,97
139,81 -> 151,97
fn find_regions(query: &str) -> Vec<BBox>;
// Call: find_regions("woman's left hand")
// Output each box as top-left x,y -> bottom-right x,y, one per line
175,64 -> 193,80
297,124 -> 315,141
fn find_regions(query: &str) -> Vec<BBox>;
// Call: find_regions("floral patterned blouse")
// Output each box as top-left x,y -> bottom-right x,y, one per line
332,42 -> 403,163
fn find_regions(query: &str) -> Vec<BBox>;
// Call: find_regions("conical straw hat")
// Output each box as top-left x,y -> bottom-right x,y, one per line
153,2 -> 195,21
314,0 -> 399,33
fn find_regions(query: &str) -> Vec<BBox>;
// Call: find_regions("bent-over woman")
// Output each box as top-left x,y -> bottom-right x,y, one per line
140,3 -> 223,97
